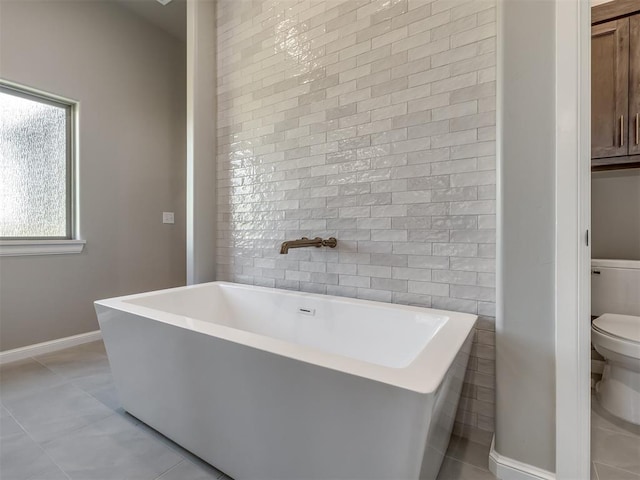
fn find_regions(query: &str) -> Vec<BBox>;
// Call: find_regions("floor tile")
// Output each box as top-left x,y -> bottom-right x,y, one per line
71,370 -> 114,393
436,456 -> 496,480
0,428 -> 67,480
155,460 -> 225,480
24,463 -> 70,480
2,341 -> 504,480
76,341 -> 108,356
42,413 -> 183,480
3,382 -> 114,444
592,396 -> 640,436
0,411 -> 25,440
35,347 -> 112,385
591,427 -> 640,476
595,462 -> 640,480
83,380 -> 121,410
0,359 -> 68,402
131,416 -> 227,474
444,435 -> 491,471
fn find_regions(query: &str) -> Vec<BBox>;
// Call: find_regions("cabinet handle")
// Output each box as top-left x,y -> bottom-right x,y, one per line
636,113 -> 639,145
620,115 -> 624,147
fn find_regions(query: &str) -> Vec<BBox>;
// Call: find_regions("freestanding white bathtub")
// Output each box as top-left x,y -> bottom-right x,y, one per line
95,282 -> 477,480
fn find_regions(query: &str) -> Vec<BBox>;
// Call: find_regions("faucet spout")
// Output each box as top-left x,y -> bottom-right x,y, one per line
280,237 -> 337,254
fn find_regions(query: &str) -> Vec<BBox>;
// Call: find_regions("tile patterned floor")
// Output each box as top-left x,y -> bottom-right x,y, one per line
591,394 -> 640,480
9,340 -> 640,480
0,341 -> 494,480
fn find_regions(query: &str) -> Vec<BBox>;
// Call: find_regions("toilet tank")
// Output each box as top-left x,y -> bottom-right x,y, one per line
591,259 -> 640,317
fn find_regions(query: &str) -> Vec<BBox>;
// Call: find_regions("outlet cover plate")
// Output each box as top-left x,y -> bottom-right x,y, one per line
162,212 -> 175,224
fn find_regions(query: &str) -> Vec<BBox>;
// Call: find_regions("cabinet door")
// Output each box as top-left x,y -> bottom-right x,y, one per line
592,18 -> 629,159
629,14 -> 640,155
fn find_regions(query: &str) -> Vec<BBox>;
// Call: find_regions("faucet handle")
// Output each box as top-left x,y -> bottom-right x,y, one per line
322,237 -> 337,248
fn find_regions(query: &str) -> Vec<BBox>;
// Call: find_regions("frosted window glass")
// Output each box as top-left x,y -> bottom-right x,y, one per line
0,89 -> 69,238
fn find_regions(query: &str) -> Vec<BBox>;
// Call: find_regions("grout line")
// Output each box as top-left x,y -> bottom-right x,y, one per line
29,355 -> 72,380
2,405 -> 72,480
443,435 -> 493,473
40,411 -> 120,447
593,461 -> 640,479
443,450 -> 491,473
1,355 -> 120,444
592,423 -> 640,439
441,455 -> 495,478
153,459 -> 186,480
30,350 -> 119,408
1,404 -> 31,437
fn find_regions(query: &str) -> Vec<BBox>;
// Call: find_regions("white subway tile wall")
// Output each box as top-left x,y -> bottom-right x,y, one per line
216,0 -> 496,441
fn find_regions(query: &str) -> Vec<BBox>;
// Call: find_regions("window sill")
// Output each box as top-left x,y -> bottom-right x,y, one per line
0,239 -> 86,257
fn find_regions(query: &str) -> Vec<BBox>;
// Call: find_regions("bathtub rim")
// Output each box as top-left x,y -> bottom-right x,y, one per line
95,281 -> 477,395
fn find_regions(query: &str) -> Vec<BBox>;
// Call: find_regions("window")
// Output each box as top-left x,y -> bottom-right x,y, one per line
0,82 -> 83,255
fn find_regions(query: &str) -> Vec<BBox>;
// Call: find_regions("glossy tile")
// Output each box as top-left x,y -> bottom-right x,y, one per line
216,0 -> 497,437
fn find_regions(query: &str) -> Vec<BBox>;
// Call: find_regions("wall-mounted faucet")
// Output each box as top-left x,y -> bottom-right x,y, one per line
280,237 -> 337,254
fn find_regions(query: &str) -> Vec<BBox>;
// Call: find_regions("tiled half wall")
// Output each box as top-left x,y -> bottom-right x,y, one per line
215,0 -> 496,442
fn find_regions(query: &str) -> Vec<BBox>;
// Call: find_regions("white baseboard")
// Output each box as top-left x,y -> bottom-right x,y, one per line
489,436 -> 556,480
0,330 -> 102,365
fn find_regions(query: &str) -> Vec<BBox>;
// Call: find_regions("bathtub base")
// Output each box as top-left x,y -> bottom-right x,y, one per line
99,313 -> 471,480
96,283 -> 476,480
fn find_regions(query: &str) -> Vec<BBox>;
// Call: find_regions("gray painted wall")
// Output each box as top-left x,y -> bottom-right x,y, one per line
186,0 -> 217,285
498,0 -> 556,472
592,169 -> 640,260
0,0 -> 186,351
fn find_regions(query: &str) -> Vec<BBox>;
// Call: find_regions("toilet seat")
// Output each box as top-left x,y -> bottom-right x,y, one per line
593,314 -> 640,343
592,314 -> 640,361
591,314 -> 640,425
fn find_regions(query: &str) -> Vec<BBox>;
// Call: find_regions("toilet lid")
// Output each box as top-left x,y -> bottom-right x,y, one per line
593,314 -> 640,343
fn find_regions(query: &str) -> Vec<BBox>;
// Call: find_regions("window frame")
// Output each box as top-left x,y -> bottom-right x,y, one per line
0,80 -> 84,256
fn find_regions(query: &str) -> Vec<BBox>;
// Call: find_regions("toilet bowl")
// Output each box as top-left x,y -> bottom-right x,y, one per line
591,313 -> 640,425
591,258 -> 640,425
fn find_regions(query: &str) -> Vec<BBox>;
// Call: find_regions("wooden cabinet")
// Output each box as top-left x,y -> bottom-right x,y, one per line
591,5 -> 640,169
629,15 -> 640,156
591,19 -> 628,160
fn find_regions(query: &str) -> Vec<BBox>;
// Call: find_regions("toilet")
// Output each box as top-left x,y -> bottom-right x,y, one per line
591,259 -> 640,425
